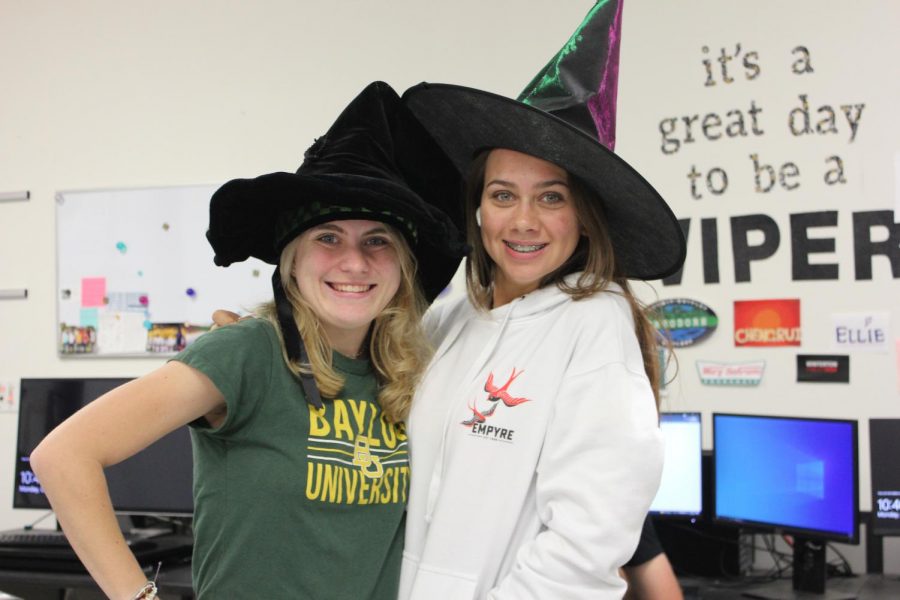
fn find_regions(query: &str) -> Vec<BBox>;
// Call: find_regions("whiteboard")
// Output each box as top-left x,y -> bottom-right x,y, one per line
56,185 -> 274,357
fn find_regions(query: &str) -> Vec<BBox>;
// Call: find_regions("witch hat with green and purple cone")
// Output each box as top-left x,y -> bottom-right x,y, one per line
403,0 -> 686,281
518,0 -> 622,150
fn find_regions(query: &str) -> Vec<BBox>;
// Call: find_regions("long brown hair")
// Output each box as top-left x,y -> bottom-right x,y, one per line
259,223 -> 431,422
463,149 -> 663,404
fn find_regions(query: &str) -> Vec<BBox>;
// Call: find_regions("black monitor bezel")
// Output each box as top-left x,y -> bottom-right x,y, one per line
712,412 -> 859,545
869,418 -> 900,537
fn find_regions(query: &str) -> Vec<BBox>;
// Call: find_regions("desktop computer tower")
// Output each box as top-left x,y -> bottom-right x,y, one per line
654,517 -> 753,577
653,451 -> 753,578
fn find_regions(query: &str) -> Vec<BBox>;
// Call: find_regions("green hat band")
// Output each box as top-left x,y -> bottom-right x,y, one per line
275,202 -> 418,249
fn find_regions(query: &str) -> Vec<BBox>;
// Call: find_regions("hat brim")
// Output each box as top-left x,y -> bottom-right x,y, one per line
207,171 -> 463,303
402,83 -> 686,280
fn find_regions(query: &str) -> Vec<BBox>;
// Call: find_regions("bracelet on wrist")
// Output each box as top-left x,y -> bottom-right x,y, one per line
130,581 -> 158,600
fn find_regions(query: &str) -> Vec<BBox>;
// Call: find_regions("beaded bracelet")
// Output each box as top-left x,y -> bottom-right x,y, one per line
130,562 -> 162,600
130,581 -> 157,600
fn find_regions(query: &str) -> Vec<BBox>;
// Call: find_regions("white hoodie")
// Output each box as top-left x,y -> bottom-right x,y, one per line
399,277 -> 664,600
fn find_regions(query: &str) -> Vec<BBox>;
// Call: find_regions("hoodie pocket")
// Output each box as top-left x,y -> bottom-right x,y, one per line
401,554 -> 478,600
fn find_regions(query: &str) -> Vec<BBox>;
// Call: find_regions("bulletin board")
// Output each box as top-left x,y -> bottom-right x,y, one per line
56,185 -> 274,357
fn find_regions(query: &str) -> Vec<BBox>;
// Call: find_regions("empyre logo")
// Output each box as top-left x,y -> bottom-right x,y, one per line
461,368 -> 531,441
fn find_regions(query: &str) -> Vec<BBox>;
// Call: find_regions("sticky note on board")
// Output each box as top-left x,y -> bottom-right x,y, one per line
81,277 -> 106,308
79,308 -> 99,329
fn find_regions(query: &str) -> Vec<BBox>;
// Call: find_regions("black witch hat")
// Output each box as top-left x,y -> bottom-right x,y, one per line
206,81 -> 468,406
402,0 -> 685,280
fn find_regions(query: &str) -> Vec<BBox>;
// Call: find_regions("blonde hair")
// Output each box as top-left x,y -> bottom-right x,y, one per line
463,150 -> 664,405
258,224 -> 431,422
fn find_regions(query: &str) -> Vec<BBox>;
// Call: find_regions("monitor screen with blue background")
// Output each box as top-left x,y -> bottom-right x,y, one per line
713,413 -> 857,542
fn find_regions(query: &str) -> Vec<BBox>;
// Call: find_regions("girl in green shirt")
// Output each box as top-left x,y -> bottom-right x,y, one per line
31,81 -> 466,600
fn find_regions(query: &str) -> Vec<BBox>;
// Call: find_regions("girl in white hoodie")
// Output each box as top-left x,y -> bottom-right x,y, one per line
398,29 -> 686,598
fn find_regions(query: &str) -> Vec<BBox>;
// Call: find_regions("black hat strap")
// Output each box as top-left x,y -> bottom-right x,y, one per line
271,270 -> 324,409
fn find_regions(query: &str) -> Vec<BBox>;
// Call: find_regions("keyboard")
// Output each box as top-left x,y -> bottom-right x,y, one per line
0,529 -> 193,573
0,529 -> 151,549
0,530 -> 70,547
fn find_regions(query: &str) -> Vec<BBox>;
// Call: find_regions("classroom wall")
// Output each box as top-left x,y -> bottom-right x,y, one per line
1,0 -> 898,574
612,0 -> 900,575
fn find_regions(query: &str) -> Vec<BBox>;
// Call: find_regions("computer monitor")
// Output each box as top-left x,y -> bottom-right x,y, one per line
14,378 -> 194,516
713,413 -> 858,596
650,412 -> 703,518
869,418 -> 900,536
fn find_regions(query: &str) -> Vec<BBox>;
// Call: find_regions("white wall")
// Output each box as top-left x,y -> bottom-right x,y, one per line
1,0 -> 898,574
0,0 -> 590,530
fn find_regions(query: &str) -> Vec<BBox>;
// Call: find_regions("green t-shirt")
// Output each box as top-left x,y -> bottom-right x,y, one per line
173,318 -> 409,599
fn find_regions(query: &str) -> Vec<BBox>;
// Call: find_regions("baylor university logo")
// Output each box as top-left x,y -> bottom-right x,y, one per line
352,435 -> 384,478
305,398 -> 409,505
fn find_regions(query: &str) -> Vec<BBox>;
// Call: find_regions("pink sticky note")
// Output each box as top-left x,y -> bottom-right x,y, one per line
81,277 -> 107,308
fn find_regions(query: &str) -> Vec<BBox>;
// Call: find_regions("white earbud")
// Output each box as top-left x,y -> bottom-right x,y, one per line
475,207 -> 482,227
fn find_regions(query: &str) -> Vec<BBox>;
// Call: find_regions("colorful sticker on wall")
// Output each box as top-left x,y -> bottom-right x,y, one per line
696,360 -> 765,386
831,312 -> 891,353
0,379 -> 16,412
734,298 -> 801,347
796,354 -> 849,383
648,298 -> 718,347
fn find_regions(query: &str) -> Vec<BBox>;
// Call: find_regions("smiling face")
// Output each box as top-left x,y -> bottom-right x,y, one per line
291,219 -> 402,356
479,149 -> 582,307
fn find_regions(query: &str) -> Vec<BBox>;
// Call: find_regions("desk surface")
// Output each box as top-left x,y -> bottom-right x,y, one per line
682,573 -> 900,599
0,563 -> 193,596
0,532 -> 193,596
